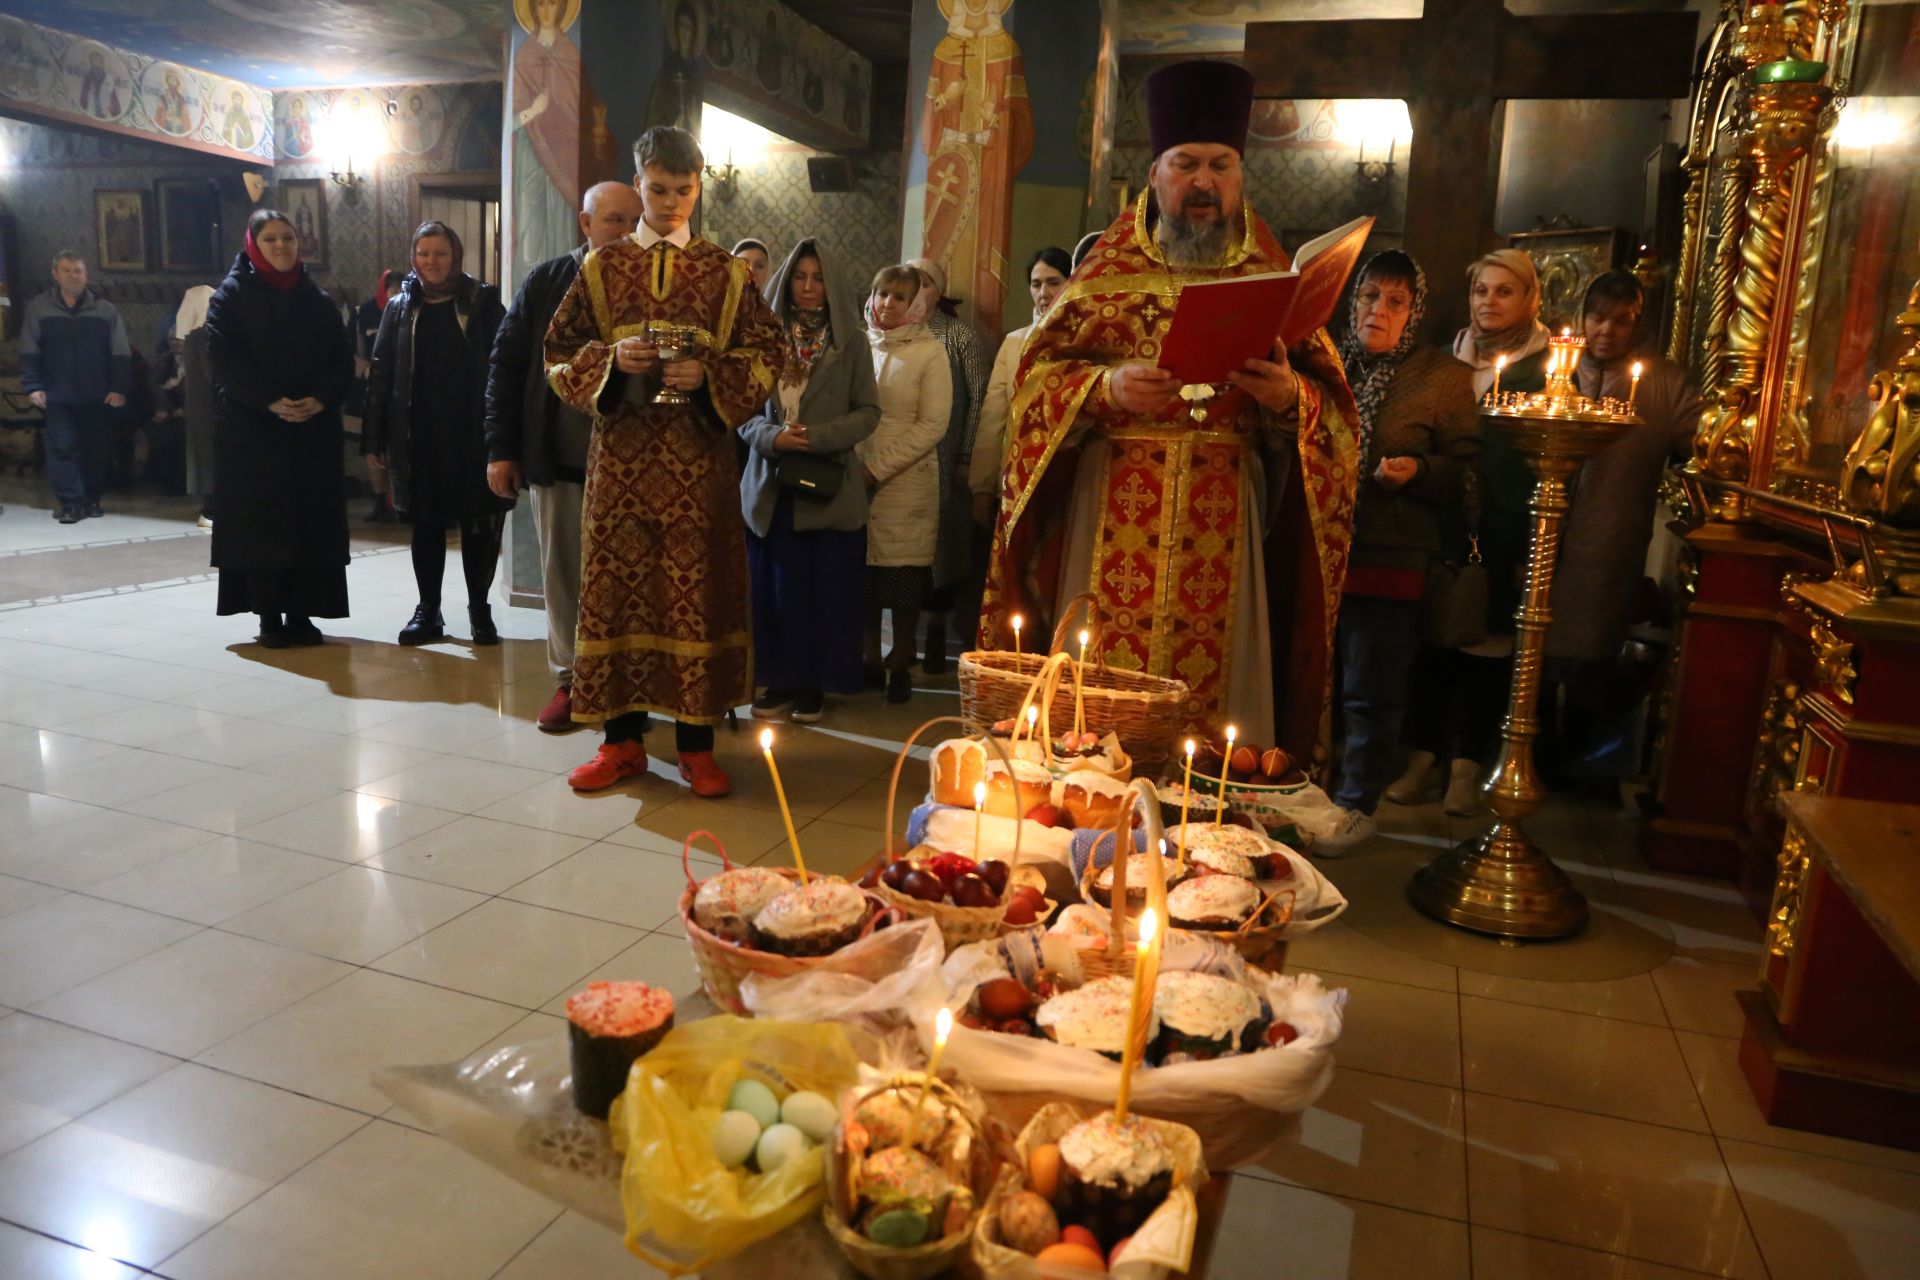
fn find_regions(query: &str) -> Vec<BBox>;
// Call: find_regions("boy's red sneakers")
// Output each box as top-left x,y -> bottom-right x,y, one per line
537,686 -> 576,733
676,751 -> 732,798
569,740 -> 647,791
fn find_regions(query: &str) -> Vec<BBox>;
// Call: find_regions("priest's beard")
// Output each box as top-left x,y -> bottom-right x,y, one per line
1153,194 -> 1240,268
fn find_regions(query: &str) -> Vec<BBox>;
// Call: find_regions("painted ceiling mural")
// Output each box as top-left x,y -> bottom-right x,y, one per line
0,0 -> 504,86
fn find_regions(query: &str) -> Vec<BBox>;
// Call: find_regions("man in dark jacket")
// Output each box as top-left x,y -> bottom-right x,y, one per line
485,180 -> 643,732
21,251 -> 131,523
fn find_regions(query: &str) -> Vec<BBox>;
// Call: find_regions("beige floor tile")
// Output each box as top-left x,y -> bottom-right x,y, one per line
235,790 -> 462,862
757,818 -> 891,880
26,746 -> 232,808
0,874 -> 63,919
0,1063 -> 365,1269
541,930 -> 707,1014
1253,1067 -> 1468,1220
0,1220 -> 145,1279
81,662 -> 241,701
473,773 -> 653,840
726,723 -> 901,779
0,895 -> 200,1007
0,785 -> 100,838
354,704 -> 520,751
810,774 -> 902,832
1608,872 -> 1766,967
364,815 -> 594,894
86,838 -> 340,925
719,757 -> 872,821
372,897 -> 643,1009
505,841 -> 697,931
1651,956 -> 1756,1040
1281,919 -> 1460,993
1461,996 -> 1706,1131
150,717 -> 338,768
0,807 -> 212,889
31,928 -> 352,1058
1457,968 -> 1668,1027
492,1209 -> 665,1278
598,808 -> 731,863
628,790 -> 796,864
244,733 -> 442,789
449,721 -> 600,771
1721,1138 -> 1920,1280
0,686 -> 145,729
1208,1173 -> 1471,1280
162,676 -> 329,718
271,691 -> 420,734
1469,1226 -> 1730,1278
122,771 -> 337,836
357,754 -> 552,814
220,866 -> 485,964
55,700 -> 234,748
0,1014 -> 176,1159
0,728 -> 127,784
154,1119 -> 559,1280
1674,1031 -> 1920,1176
197,968 -> 526,1115
1464,1093 -> 1766,1277
1312,973 -> 1462,1089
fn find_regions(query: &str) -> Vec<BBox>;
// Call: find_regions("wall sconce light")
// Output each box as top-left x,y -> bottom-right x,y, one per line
699,103 -> 773,206
704,159 -> 740,203
1337,99 -> 1412,211
323,97 -> 395,206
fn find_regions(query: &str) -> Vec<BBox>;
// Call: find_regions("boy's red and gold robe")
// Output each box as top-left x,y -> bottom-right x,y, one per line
545,235 -> 783,726
979,191 -> 1360,767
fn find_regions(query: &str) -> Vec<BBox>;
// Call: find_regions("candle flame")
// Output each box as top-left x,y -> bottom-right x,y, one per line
1026,705 -> 1038,725
973,781 -> 986,808
1494,354 -> 1507,370
758,727 -> 774,750
1561,326 -> 1571,337
1631,361 -> 1643,376
1184,738 -> 1196,757
1138,907 -> 1158,950
935,1006 -> 953,1045
1077,629 -> 1089,649
1225,724 -> 1238,745
1011,614 -> 1023,631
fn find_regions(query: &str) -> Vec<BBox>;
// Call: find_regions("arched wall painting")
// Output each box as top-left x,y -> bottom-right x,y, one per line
920,0 -> 1033,341
509,0 -> 590,280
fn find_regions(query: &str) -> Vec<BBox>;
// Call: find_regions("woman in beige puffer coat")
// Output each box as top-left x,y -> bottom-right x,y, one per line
861,264 -> 954,703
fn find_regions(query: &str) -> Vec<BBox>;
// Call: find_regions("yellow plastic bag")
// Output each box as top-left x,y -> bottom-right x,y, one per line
608,1016 -> 862,1276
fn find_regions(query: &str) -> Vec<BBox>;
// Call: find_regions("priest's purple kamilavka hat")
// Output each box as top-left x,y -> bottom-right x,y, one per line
1147,59 -> 1255,158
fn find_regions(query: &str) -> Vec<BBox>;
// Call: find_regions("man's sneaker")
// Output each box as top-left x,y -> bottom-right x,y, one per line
398,605 -> 445,646
1443,758 -> 1485,817
1384,749 -> 1440,805
537,686 -> 577,733
789,690 -> 825,723
1314,807 -> 1378,858
568,739 -> 647,791
751,689 -> 797,719
85,500 -> 103,519
677,751 -> 732,798
56,506 -> 83,524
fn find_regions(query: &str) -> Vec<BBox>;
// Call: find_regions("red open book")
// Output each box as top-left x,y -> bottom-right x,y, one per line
1157,214 -> 1376,385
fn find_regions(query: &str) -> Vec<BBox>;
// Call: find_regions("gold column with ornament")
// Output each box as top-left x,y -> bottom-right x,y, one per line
1409,332 -> 1640,938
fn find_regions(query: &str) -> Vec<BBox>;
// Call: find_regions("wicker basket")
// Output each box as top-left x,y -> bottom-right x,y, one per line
676,831 -> 891,1015
823,1075 -> 997,1280
959,593 -> 1189,775
876,716 -> 1046,952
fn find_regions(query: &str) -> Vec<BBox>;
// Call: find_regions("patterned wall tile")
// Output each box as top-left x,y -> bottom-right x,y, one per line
702,145 -> 907,297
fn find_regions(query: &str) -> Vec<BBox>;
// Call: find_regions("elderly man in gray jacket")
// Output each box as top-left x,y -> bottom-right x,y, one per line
484,181 -> 643,733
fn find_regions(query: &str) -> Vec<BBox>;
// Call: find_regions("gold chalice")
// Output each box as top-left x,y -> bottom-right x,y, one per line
644,320 -> 696,405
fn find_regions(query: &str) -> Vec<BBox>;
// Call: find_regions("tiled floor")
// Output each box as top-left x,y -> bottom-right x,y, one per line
0,527 -> 1917,1278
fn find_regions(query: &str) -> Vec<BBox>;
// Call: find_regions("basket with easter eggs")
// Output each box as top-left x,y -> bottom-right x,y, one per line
606,1016 -> 864,1273
863,715 -> 1057,950
677,821 -> 898,1016
820,1018 -> 1000,1280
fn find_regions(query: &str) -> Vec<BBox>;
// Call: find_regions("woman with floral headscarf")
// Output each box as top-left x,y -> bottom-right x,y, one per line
1319,249 -> 1481,855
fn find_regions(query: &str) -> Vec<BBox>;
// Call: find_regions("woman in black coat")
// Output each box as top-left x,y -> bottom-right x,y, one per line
206,208 -> 355,647
363,221 -> 510,646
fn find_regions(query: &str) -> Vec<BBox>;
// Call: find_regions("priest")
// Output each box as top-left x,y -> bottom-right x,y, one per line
979,60 -> 1360,768
545,126 -> 785,798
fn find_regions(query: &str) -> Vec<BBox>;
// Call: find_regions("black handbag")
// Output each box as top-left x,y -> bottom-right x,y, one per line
773,450 -> 845,501
1420,469 -> 1489,649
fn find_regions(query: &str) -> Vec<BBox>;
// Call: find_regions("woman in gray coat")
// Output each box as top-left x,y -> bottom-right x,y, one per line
740,238 -> 883,724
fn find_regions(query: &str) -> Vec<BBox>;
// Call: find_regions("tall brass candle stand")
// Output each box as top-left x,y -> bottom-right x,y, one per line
1408,332 -> 1638,939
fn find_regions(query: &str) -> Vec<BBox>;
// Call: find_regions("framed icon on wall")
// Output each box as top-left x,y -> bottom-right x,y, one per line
278,177 -> 329,268
93,188 -> 149,272
154,177 -> 222,272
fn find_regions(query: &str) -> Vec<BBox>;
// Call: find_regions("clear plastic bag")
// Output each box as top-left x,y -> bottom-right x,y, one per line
741,917 -> 946,1027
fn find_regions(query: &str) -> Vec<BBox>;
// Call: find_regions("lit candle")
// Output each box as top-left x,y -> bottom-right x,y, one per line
1011,613 -> 1023,657
1629,360 -> 1643,411
1024,703 -> 1038,742
1114,907 -> 1159,1124
758,728 -> 808,884
1491,353 -> 1506,402
973,780 -> 986,854
1074,628 -> 1090,736
1176,738 -> 1195,872
1214,724 -> 1236,827
907,1006 -> 954,1150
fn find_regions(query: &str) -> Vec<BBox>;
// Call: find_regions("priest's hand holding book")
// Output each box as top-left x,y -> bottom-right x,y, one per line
1227,347 -> 1299,414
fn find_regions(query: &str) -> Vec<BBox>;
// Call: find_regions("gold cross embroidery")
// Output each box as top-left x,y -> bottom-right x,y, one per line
1112,471 -> 1156,523
1186,562 -> 1229,611
1192,482 -> 1235,526
1103,558 -> 1152,600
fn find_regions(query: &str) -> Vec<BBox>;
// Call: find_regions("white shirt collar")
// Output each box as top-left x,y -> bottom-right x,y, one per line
635,219 -> 692,249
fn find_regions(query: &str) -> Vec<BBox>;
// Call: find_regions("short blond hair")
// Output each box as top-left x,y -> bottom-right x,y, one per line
1466,248 -> 1541,320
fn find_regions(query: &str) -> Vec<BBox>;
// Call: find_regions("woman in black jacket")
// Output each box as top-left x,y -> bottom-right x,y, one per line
206,209 -> 355,647
364,221 -> 510,646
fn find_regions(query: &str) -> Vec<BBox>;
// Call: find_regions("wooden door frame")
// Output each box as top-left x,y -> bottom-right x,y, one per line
407,171 -> 500,230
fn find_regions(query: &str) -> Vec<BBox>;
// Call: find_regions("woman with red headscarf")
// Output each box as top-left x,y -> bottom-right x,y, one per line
204,208 -> 356,646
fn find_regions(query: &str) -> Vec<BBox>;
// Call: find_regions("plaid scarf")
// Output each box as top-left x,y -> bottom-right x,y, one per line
1337,257 -> 1429,472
